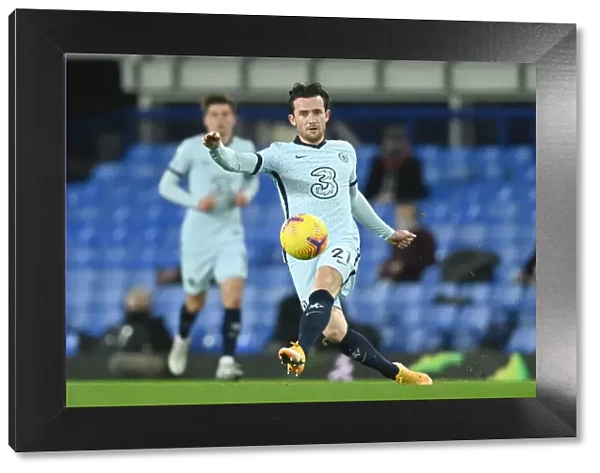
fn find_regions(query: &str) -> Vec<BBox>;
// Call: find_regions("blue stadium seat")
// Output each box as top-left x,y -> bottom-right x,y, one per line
419,305 -> 458,333
349,298 -> 387,325
127,269 -> 157,289
95,269 -> 129,290
456,224 -> 488,246
494,263 -> 520,283
502,146 -> 535,177
434,282 -> 461,299
403,327 -> 444,353
66,332 -> 80,357
517,306 -> 536,327
355,144 -> 379,159
387,284 -> 425,307
153,286 -> 186,319
451,329 -> 482,351
456,307 -> 492,337
66,142 -> 536,350
90,162 -> 124,183
423,164 -> 443,186
489,224 -> 520,242
491,284 -> 524,308
430,224 -> 455,245
421,265 -> 441,285
522,285 -> 536,308
386,306 -> 423,329
67,246 -> 102,269
467,148 -> 504,181
460,283 -> 493,304
506,326 -> 536,353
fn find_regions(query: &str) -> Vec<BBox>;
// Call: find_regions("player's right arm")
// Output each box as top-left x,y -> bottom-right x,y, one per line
203,131 -> 277,175
345,142 -> 416,249
157,140 -> 198,209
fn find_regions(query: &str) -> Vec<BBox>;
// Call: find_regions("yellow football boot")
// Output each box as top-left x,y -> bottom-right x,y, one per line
393,362 -> 433,385
278,342 -> 306,376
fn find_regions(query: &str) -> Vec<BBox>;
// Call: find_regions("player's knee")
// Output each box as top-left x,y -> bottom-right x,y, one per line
221,279 -> 244,308
312,266 -> 342,296
222,291 -> 242,308
185,294 -> 205,314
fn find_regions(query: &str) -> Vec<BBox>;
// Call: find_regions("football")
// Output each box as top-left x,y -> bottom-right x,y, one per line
280,213 -> 329,260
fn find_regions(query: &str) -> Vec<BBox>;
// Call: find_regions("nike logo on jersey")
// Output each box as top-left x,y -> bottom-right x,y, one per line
295,155 -> 309,159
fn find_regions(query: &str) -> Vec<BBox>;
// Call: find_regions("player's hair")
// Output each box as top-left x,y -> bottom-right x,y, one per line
201,93 -> 236,113
287,82 -> 331,114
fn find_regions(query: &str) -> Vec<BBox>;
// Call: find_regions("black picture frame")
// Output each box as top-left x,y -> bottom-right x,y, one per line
9,9 -> 577,452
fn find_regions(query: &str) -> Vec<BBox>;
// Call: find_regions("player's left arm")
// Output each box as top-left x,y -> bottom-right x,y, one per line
348,147 -> 416,248
349,185 -> 394,240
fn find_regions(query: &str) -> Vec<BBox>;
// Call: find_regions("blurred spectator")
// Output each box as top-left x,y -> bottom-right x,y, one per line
157,266 -> 221,289
157,266 -> 182,285
378,213 -> 436,282
363,125 -> 428,227
103,287 -> 173,378
440,249 -> 499,283
327,354 -> 355,382
515,248 -> 536,285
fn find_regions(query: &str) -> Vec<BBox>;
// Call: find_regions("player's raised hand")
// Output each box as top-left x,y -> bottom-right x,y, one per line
387,230 -> 416,249
203,131 -> 222,149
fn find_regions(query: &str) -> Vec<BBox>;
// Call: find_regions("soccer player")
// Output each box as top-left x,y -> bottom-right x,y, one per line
202,83 -> 432,385
158,94 -> 258,380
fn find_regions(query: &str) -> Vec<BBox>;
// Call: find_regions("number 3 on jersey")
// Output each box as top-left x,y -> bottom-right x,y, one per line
310,167 -> 338,199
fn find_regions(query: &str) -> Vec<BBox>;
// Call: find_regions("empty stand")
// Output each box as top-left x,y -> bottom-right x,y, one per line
66,143 -> 536,355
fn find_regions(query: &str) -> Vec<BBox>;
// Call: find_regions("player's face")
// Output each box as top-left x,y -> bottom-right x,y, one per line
203,104 -> 236,139
289,96 -> 330,144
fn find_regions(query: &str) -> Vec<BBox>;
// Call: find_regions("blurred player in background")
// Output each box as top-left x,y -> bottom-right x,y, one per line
158,94 -> 258,380
202,82 -> 432,386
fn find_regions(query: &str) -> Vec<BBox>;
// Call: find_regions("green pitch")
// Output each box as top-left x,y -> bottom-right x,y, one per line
66,379 -> 535,408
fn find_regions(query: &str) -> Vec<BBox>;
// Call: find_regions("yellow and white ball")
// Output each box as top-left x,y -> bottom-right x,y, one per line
280,213 -> 329,260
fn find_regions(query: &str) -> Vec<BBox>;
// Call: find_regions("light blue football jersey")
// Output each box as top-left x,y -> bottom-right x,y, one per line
254,137 -> 361,255
167,134 -> 258,246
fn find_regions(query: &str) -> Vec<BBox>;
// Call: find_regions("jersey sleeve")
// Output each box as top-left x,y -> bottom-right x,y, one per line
241,140 -> 260,199
167,140 -> 193,177
253,142 -> 282,175
348,144 -> 358,187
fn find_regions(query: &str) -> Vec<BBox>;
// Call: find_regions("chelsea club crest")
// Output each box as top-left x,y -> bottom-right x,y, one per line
338,152 -> 349,163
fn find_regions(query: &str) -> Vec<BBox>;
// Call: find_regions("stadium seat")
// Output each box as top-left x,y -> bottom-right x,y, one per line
491,284 -> 525,308
517,306 -> 536,327
421,265 -> 442,285
351,297 -> 388,325
387,283 -> 425,308
66,332 -> 80,358
66,142 -> 536,354
387,306 -> 423,329
419,305 -> 458,333
522,286 -> 536,308
404,327 -> 444,353
506,326 -> 536,353
451,329 -> 482,351
460,283 -> 493,304
456,307 -> 492,337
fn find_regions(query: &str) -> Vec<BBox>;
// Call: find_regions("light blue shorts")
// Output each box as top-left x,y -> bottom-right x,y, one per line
180,241 -> 248,295
287,242 -> 360,310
